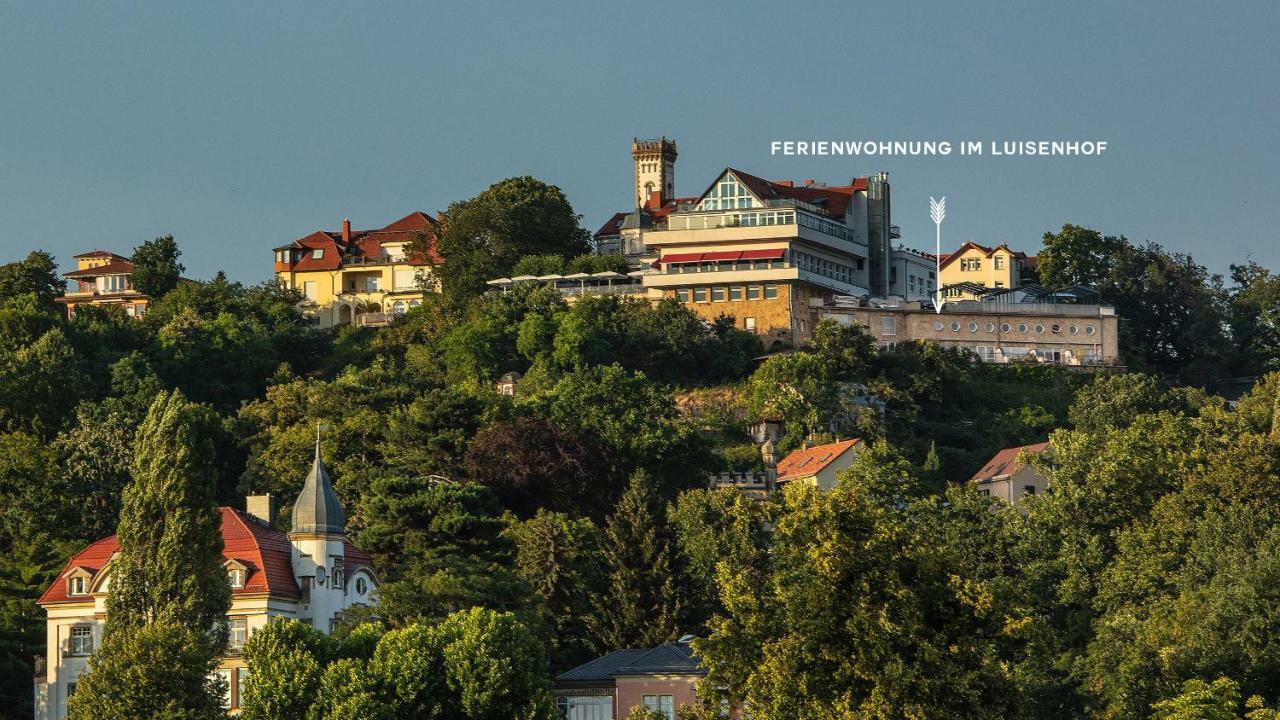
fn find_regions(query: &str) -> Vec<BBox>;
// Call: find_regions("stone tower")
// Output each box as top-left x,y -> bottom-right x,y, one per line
632,137 -> 678,209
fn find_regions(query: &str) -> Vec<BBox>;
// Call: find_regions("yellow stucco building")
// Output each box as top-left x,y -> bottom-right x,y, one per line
56,250 -> 151,318
273,212 -> 440,328
937,241 -> 1036,301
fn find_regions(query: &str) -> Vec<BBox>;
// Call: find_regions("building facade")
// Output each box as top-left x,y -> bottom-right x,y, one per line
592,139 -> 906,347
937,241 -> 1036,300
821,296 -> 1121,367
555,640 -> 734,720
970,441 -> 1051,511
775,438 -> 862,490
273,212 -> 439,328
56,251 -> 151,318
34,446 -> 377,718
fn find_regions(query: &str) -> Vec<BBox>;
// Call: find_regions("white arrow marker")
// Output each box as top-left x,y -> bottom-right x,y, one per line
930,196 -> 946,314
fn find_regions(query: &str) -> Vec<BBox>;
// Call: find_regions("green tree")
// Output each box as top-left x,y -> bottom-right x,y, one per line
1037,223 -> 1128,289
507,510 -> 606,670
239,619 -> 329,720
68,390 -> 230,719
592,473 -> 681,650
129,235 -> 185,298
1149,678 -> 1242,720
0,250 -> 61,308
424,176 -> 590,304
357,481 -> 527,625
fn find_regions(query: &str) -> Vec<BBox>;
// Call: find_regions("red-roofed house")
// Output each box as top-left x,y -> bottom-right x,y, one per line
273,211 -> 440,328
938,241 -> 1037,301
776,438 -> 863,490
970,441 -> 1051,510
34,446 -> 378,719
55,251 -> 151,319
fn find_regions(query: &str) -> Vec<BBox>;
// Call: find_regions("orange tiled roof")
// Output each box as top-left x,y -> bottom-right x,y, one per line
969,441 -> 1050,484
275,211 -> 440,270
776,438 -> 862,482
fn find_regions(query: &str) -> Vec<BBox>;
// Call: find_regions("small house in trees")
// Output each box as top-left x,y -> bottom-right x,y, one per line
969,441 -> 1051,511
33,444 -> 379,719
55,250 -> 152,319
555,638 -> 740,719
496,371 -> 522,396
775,438 -> 863,490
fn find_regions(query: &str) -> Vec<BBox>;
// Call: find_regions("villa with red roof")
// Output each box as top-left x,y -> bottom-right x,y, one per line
775,438 -> 863,490
272,211 -> 440,328
937,241 -> 1037,301
970,441 -> 1051,511
34,444 -> 378,718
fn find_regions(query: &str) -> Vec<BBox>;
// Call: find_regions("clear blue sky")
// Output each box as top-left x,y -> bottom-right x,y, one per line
1,1 -> 1275,283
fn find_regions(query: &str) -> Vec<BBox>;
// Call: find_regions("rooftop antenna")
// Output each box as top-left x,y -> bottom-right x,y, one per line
930,196 -> 946,314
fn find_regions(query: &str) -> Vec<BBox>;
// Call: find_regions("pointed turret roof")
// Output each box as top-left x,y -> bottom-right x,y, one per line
291,430 -> 346,535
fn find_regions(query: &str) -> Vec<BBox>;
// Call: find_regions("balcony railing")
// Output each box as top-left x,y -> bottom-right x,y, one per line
658,261 -> 792,275
356,313 -> 393,327
559,284 -> 646,297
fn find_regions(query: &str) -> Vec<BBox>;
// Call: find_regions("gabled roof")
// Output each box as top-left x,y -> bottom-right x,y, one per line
63,259 -> 136,278
274,211 -> 441,268
696,168 -> 866,219
938,241 -> 1035,272
555,642 -> 704,684
970,441 -> 1050,484
39,508 -> 305,605
776,438 -> 862,482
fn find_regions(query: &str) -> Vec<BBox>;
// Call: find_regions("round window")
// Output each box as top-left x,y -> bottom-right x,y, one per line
1069,325 -> 1079,335
1034,324 -> 1045,334
1051,324 -> 1061,334
1018,323 -> 1028,333
950,321 -> 961,332
933,321 -> 944,331
967,322 -> 978,332
356,577 -> 368,595
985,322 -> 995,333
1001,323 -> 1011,333
1086,325 -> 1097,336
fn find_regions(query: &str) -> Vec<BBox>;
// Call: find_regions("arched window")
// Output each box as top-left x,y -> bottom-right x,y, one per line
392,300 -> 407,316
408,299 -> 421,308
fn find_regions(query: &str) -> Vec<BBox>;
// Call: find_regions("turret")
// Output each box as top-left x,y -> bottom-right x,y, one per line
289,429 -> 348,632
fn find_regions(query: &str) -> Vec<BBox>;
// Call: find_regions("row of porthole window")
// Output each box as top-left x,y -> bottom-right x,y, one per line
933,319 -> 1097,336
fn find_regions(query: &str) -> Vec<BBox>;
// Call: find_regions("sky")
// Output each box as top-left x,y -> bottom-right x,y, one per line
1,1 -> 1276,284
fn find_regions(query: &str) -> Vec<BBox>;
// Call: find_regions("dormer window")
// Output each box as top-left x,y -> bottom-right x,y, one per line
68,576 -> 87,596
312,249 -> 324,260
229,568 -> 245,589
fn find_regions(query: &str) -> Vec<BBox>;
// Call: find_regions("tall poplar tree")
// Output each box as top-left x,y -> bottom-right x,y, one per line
68,390 -> 231,720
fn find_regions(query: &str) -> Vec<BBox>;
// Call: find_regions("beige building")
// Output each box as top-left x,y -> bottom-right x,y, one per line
937,241 -> 1036,300
34,447 -> 377,718
970,441 -> 1051,511
593,139 -> 903,348
821,296 -> 1120,367
273,212 -> 439,328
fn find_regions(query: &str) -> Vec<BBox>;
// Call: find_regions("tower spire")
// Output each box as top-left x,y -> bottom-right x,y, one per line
291,423 -> 346,536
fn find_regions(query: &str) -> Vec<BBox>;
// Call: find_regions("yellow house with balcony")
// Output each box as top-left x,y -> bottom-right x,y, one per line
56,250 -> 151,318
937,242 -> 1036,301
273,212 -> 440,328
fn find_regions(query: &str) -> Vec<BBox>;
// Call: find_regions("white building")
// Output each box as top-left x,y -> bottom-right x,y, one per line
34,444 -> 378,718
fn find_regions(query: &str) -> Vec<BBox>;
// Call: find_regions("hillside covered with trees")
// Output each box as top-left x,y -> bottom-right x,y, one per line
3,176 -> 1280,719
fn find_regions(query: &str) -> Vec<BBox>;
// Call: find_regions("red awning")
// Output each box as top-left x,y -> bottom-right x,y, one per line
659,252 -> 704,264
702,250 -> 743,261
739,248 -> 787,260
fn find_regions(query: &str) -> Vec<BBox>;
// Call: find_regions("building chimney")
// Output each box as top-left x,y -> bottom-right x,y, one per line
342,219 -> 351,243
245,494 -> 276,527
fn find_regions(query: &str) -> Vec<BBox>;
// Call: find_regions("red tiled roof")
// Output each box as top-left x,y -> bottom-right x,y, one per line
39,508 -> 315,605
594,211 -> 628,238
63,259 -> 135,278
275,211 -> 440,270
777,439 -> 862,482
969,441 -> 1050,484
73,250 -> 130,261
723,168 -> 867,218
937,242 -> 1035,272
